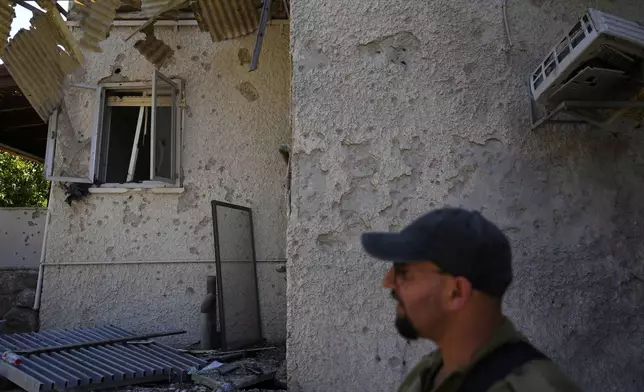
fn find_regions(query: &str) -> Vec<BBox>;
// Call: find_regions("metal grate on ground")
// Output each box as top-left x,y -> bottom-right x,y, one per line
0,326 -> 206,392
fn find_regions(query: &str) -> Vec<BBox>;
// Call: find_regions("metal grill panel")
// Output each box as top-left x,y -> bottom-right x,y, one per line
0,326 -> 206,392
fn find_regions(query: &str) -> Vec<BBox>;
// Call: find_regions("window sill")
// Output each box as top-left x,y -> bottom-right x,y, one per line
89,187 -> 185,194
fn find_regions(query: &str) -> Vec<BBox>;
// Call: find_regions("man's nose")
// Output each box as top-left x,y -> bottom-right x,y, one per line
383,266 -> 395,289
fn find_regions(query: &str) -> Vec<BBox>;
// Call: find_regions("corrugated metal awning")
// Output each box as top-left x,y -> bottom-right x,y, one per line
0,0 -> 14,53
192,0 -> 260,42
134,30 -> 175,68
141,0 -> 186,18
72,0 -> 121,53
0,326 -> 206,392
0,7 -> 84,122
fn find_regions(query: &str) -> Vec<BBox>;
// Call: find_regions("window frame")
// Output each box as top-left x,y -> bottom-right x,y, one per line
44,71 -> 184,189
44,83 -> 103,184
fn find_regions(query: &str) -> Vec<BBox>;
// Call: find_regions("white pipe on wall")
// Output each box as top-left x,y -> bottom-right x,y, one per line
41,258 -> 286,266
33,182 -> 54,311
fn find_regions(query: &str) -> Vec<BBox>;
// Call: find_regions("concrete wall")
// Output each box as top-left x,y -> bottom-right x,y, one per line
0,269 -> 39,334
40,24 -> 290,346
0,208 -> 46,268
288,1 -> 644,391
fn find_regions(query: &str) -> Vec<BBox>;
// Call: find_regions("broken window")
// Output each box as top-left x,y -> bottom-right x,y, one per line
45,85 -> 98,183
45,70 -> 183,187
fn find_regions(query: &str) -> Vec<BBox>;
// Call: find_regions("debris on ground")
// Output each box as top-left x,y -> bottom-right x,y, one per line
191,346 -> 286,391
114,345 -> 286,392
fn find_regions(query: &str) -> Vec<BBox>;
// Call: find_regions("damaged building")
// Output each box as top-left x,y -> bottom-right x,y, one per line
1,0 -> 291,349
2,1 -> 644,392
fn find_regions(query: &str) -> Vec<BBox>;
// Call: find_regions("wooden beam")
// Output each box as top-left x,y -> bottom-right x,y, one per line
0,106 -> 33,113
0,110 -> 46,130
0,143 -> 44,163
107,95 -> 172,107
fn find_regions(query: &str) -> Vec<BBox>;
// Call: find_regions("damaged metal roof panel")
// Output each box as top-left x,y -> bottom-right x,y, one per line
192,0 -> 260,42
141,0 -> 185,18
1,9 -> 84,121
0,0 -> 14,53
0,326 -> 206,392
134,31 -> 175,68
72,0 -> 121,53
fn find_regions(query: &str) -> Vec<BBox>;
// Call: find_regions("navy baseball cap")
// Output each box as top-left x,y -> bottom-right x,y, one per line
361,208 -> 512,298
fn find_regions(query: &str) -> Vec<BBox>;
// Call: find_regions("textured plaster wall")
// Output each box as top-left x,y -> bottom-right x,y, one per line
41,24 -> 290,346
0,208 -> 46,268
288,1 -> 644,391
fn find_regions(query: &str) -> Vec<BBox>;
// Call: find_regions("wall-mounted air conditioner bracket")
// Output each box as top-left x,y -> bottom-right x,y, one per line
530,98 -> 644,131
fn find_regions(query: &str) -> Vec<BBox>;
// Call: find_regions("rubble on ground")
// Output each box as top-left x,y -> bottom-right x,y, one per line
116,346 -> 286,392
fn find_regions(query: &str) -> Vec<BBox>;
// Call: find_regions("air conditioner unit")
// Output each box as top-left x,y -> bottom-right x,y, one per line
529,9 -> 644,130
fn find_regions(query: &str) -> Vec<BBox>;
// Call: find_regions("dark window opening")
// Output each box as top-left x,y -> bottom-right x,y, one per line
102,105 -> 151,183
98,90 -> 173,184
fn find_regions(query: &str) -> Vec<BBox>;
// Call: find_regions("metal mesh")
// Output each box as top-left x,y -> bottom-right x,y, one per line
0,326 -> 205,392
212,202 -> 262,350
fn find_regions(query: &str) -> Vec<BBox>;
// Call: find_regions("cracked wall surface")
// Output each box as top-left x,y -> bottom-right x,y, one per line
41,25 -> 290,346
288,1 -> 644,391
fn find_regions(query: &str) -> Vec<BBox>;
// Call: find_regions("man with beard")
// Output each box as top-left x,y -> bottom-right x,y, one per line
361,208 -> 580,392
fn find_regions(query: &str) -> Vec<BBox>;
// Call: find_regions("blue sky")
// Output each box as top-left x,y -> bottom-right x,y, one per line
10,1 -> 70,36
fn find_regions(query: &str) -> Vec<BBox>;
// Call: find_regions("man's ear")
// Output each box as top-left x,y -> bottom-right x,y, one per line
445,277 -> 472,311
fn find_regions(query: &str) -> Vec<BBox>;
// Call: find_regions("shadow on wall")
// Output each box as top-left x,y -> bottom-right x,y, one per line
458,123 -> 644,390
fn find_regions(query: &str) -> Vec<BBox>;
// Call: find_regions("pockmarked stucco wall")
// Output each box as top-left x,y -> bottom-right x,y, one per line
0,208 -> 46,268
40,24 -> 290,346
288,1 -> 644,391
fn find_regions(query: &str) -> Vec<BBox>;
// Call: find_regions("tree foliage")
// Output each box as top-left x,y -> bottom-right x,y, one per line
0,151 -> 49,207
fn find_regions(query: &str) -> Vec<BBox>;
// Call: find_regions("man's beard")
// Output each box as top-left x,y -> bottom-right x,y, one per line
391,290 -> 419,340
395,315 -> 419,340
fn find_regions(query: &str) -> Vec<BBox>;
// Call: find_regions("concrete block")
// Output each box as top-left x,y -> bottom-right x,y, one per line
14,289 -> 36,308
1,307 -> 38,334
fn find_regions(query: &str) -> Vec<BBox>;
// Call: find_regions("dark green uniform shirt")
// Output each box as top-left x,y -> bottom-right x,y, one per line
398,319 -> 581,392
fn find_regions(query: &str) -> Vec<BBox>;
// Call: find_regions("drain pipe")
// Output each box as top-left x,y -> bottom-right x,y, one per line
200,275 -> 220,349
33,182 -> 54,311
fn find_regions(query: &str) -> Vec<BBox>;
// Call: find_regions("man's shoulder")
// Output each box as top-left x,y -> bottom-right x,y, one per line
397,350 -> 441,392
490,358 -> 582,392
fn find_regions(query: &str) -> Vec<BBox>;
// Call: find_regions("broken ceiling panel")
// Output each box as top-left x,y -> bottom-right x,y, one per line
134,31 -> 175,68
72,0 -> 121,53
192,0 -> 260,42
1,9 -> 85,121
0,0 -> 15,53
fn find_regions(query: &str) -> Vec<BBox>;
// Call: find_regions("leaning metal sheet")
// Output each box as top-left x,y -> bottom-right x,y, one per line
0,326 -> 205,392
212,202 -> 262,350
